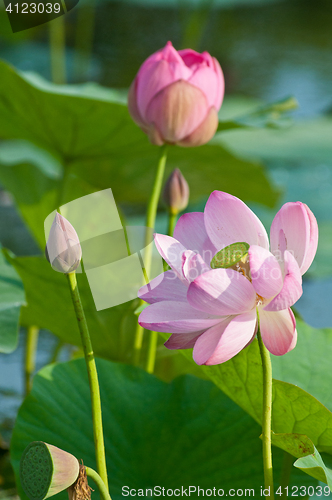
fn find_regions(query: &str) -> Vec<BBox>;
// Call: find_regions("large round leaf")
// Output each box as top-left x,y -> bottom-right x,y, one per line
171,327 -> 332,457
0,61 -> 279,247
7,253 -> 137,362
271,320 -> 332,412
11,359 -> 315,499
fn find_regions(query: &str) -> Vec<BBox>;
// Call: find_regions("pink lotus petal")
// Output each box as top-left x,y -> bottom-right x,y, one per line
248,245 -> 283,299
173,212 -> 217,266
263,251 -> 302,311
145,80 -> 209,143
188,65 -> 222,109
178,48 -> 208,67
139,300 -> 222,334
211,56 -> 225,110
154,233 -> 188,283
259,308 -> 297,356
165,331 -> 203,350
136,42 -> 192,119
193,310 -> 257,365
127,78 -> 147,130
182,250 -> 210,283
187,268 -> 256,316
177,106 -> 219,147
301,203 -> 319,275
138,270 -> 188,304
147,122 -> 164,146
270,202 -> 318,275
204,191 -> 269,252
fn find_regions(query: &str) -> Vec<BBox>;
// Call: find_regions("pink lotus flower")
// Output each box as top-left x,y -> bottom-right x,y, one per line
128,41 -> 224,147
138,191 -> 318,365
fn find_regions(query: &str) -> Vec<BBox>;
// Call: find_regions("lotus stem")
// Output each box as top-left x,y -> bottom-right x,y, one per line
73,0 -> 97,81
24,325 -> 39,395
167,211 -> 177,238
66,272 -> 108,490
49,16 -> 67,84
85,467 -> 112,500
257,327 -> 275,499
279,452 -> 293,497
133,145 -> 168,367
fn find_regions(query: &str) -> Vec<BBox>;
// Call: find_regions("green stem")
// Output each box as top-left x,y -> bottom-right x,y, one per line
145,145 -> 168,232
133,145 -> 168,366
146,331 -> 158,374
49,16 -> 66,84
24,326 -> 39,396
257,328 -> 274,499
167,211 -> 178,237
180,0 -> 215,50
279,452 -> 294,497
85,467 -> 112,500
66,272 -> 108,490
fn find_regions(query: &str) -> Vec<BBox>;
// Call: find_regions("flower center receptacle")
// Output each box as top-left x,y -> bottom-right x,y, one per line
211,242 -> 250,270
211,242 -> 268,308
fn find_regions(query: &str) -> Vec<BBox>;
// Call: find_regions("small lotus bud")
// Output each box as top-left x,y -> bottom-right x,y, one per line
20,441 -> 80,500
163,168 -> 190,215
45,212 -> 82,273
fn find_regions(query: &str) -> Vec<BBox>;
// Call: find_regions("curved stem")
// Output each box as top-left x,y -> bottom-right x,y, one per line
67,272 -> 108,490
85,467 -> 112,500
133,145 -> 168,366
24,326 -> 39,396
257,328 -> 274,499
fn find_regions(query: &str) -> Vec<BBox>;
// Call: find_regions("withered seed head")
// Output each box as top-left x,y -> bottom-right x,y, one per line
68,463 -> 93,500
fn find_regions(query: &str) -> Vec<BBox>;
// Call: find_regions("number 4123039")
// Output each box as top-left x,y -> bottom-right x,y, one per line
6,3 -> 61,14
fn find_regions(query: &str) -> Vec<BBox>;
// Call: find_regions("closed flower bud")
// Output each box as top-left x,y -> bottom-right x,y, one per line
20,441 -> 80,500
45,213 -> 82,273
163,168 -> 189,215
128,41 -> 224,147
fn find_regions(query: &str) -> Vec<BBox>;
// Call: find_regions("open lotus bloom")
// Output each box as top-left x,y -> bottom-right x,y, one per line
128,41 -> 224,147
138,191 -> 318,365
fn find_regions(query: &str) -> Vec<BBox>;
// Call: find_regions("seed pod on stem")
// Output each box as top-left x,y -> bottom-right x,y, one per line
20,441 -> 80,500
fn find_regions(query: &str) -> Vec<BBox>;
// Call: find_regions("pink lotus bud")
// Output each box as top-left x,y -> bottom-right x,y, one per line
163,168 -> 189,214
45,213 -> 82,274
128,41 -> 224,147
